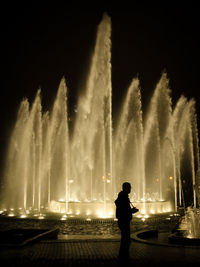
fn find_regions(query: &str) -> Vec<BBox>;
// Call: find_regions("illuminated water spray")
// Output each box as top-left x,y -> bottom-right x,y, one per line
1,13 -> 199,218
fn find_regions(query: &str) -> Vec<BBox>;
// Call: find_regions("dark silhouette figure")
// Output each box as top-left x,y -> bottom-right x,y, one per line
115,182 -> 139,262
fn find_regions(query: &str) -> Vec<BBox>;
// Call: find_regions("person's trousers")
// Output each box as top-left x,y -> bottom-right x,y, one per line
118,220 -> 131,259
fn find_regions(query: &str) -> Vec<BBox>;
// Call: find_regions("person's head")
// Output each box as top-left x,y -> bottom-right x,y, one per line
122,182 -> 131,194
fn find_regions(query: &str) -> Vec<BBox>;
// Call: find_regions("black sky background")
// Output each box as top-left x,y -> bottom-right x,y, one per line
0,2 -> 200,174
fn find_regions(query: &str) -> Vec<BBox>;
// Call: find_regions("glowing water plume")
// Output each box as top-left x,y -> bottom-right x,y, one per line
71,13 -> 112,203
2,79 -> 69,212
45,77 -> 69,211
3,90 -> 42,211
144,73 -> 172,202
114,78 -> 145,201
179,207 -> 200,238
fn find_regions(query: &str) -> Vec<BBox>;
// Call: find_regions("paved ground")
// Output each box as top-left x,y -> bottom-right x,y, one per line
1,234 -> 200,266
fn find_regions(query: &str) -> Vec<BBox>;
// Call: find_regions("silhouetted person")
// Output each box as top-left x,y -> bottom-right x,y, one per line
115,182 -> 138,262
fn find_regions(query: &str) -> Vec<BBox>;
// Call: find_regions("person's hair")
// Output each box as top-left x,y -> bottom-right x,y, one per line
122,182 -> 131,190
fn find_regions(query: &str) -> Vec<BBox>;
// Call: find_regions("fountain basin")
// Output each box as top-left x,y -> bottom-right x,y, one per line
169,231 -> 200,246
0,228 -> 58,247
132,229 -> 200,247
49,200 -> 172,217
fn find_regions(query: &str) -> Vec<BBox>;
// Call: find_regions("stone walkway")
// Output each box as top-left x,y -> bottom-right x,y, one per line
1,234 -> 200,266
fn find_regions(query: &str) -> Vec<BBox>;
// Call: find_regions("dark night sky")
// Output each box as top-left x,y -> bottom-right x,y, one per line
0,2 -> 200,172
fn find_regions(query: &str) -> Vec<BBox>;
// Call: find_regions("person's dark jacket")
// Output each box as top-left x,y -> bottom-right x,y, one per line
115,191 -> 132,221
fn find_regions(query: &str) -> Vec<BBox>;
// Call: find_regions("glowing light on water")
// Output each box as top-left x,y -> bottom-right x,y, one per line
61,214 -> 67,221
86,210 -> 91,216
180,207 -> 200,238
20,214 -> 27,218
67,210 -> 72,215
38,214 -> 45,219
97,210 -> 113,218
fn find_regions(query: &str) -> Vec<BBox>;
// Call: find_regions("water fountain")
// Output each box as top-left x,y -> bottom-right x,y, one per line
0,13 -> 199,220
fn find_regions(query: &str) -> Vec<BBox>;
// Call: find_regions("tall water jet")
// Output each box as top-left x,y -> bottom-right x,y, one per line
71,13 -> 112,212
3,90 -> 42,211
45,78 -> 69,211
144,73 -> 172,203
114,78 -> 145,202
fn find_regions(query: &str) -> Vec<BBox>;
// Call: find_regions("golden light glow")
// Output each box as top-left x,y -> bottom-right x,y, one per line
67,210 -> 72,214
150,209 -> 155,214
20,214 -> 27,218
38,214 -> 45,219
61,215 -> 67,221
86,210 -> 91,216
97,210 -> 111,218
47,200 -> 172,218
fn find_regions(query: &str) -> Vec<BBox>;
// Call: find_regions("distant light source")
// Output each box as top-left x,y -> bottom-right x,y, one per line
20,214 -> 27,218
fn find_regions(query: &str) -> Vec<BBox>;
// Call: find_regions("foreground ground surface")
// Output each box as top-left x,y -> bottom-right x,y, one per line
0,212 -> 200,266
